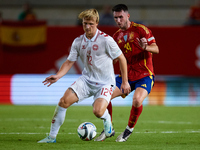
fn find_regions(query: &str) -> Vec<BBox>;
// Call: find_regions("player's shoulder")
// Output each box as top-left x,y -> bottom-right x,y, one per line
131,22 -> 150,34
98,30 -> 114,42
113,28 -> 121,37
75,34 -> 84,40
73,34 -> 84,44
98,30 -> 111,38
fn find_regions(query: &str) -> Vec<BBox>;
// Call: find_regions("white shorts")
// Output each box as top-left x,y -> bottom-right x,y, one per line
70,76 -> 115,104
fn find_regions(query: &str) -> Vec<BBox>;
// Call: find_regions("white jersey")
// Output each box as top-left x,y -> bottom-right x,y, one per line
67,29 -> 122,85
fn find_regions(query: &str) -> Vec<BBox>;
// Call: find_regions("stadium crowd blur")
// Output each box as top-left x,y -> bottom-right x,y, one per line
0,0 -> 199,26
18,3 -> 37,21
98,5 -> 116,26
185,0 -> 200,25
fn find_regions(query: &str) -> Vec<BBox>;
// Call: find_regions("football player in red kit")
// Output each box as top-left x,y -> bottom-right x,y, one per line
94,4 -> 159,142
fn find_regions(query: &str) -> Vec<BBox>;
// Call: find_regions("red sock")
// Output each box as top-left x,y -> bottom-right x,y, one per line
128,105 -> 143,128
107,101 -> 112,122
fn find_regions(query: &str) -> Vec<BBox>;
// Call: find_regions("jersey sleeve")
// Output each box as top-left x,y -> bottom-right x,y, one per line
146,29 -> 156,45
106,36 -> 122,60
139,25 -> 156,45
67,38 -> 79,61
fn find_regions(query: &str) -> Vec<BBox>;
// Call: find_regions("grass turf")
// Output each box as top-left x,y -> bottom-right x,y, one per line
0,105 -> 199,150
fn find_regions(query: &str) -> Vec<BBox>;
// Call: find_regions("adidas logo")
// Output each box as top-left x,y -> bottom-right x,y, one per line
118,39 -> 122,44
141,84 -> 147,88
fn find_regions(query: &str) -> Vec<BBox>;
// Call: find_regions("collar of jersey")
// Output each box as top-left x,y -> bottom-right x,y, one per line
84,29 -> 99,42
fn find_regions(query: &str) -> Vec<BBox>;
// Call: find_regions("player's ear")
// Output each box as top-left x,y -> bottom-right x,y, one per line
96,21 -> 99,27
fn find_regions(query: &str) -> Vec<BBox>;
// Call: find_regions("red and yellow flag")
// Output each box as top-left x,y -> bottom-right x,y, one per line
0,20 -> 46,51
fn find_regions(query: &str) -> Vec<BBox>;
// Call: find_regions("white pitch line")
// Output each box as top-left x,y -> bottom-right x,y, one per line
1,119 -> 199,125
0,118 -> 50,121
0,133 -> 42,135
0,118 -> 101,123
1,130 -> 200,135
157,121 -> 192,124
141,120 -> 194,125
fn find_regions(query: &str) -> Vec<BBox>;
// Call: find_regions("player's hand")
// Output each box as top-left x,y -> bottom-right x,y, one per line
120,82 -> 131,95
137,37 -> 148,50
42,75 -> 60,87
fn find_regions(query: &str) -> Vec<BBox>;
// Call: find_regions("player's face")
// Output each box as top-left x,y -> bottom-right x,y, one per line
82,18 -> 98,39
113,10 -> 130,30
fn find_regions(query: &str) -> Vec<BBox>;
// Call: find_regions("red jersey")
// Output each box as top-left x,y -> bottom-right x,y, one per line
113,22 -> 156,81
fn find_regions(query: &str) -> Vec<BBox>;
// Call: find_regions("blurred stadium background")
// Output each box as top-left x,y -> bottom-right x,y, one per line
0,0 -> 198,26
0,0 -> 200,106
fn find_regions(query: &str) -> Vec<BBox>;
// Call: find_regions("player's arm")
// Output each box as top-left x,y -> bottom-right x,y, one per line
145,43 -> 159,54
56,59 -> 75,78
43,60 -> 75,87
115,53 -> 131,94
137,37 -> 159,54
43,37 -> 79,87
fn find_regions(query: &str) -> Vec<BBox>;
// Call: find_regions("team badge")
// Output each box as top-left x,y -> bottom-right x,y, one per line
92,44 -> 98,51
129,32 -> 134,42
123,35 -> 127,42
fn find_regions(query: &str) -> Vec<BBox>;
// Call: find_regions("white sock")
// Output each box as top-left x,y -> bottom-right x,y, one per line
100,109 -> 110,121
49,105 -> 67,138
126,125 -> 134,132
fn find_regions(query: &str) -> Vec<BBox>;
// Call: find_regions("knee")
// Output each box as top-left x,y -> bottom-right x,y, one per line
93,108 -> 104,118
58,97 -> 71,108
132,96 -> 143,107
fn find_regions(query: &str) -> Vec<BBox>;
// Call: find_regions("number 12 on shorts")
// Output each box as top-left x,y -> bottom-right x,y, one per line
101,87 -> 112,97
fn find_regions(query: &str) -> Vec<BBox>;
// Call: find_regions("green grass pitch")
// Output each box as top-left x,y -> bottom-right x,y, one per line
0,105 -> 199,150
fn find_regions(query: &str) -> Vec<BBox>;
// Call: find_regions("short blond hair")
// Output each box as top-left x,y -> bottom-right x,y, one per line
78,9 -> 99,23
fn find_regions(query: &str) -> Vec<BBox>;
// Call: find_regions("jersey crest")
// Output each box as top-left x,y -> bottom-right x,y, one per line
129,32 -> 134,42
123,35 -> 127,42
92,44 -> 98,51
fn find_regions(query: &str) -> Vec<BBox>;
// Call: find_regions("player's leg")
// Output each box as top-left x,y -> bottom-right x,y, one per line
116,76 -> 154,142
50,88 -> 78,138
107,100 -> 112,121
129,87 -> 147,128
37,88 -> 78,143
93,84 -> 117,141
93,98 -> 108,118
116,88 -> 147,142
94,78 -> 124,141
93,98 -> 113,137
107,76 -> 126,121
108,86 -> 124,120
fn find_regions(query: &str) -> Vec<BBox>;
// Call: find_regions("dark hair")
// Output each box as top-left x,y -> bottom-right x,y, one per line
112,4 -> 128,12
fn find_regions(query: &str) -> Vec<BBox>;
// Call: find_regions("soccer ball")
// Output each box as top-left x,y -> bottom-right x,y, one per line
77,122 -> 97,141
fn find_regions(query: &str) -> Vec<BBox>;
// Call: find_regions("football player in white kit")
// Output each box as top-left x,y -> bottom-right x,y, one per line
38,8 -> 130,143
